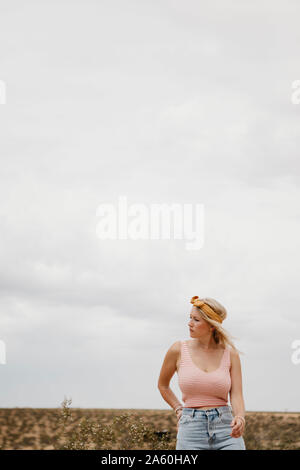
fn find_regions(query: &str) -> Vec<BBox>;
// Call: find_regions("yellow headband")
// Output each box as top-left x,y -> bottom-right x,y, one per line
190,296 -> 223,324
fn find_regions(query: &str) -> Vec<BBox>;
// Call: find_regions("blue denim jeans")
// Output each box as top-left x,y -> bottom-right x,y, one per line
176,406 -> 246,450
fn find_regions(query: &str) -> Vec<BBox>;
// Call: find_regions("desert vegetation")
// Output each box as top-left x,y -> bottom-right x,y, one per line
0,398 -> 299,450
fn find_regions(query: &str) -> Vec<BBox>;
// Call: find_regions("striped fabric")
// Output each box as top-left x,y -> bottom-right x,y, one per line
177,340 -> 231,408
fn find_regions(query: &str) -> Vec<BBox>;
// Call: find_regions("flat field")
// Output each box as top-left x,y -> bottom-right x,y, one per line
0,408 -> 299,450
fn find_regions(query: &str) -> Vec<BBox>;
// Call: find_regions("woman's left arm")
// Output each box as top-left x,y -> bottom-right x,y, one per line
229,349 -> 246,437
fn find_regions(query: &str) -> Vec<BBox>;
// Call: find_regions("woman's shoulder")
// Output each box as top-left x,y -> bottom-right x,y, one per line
230,347 -> 241,355
228,347 -> 241,363
168,340 -> 183,353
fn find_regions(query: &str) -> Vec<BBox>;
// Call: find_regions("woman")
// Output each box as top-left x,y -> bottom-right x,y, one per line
157,296 -> 246,450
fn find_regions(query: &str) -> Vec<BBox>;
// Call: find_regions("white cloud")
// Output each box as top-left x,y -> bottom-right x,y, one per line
0,0 -> 299,411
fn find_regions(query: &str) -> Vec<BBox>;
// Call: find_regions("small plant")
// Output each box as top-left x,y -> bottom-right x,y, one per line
53,397 -> 174,450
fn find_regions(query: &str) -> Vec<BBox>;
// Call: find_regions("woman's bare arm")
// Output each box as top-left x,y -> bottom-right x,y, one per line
229,349 -> 246,418
157,341 -> 183,411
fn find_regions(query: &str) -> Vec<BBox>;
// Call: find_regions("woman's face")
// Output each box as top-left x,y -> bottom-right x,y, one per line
188,307 -> 212,337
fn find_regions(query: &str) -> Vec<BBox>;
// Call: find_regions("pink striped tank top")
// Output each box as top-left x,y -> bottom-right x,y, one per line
177,340 -> 231,408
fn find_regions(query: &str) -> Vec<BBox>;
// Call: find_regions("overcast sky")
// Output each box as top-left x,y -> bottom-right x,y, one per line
0,0 -> 300,412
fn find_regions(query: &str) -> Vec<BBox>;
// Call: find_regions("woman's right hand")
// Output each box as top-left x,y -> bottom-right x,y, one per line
176,409 -> 183,432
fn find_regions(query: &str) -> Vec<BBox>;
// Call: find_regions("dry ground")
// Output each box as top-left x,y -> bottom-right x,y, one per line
0,408 -> 299,450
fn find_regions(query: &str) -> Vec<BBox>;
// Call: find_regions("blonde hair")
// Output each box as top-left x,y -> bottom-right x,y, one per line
191,296 -> 244,355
